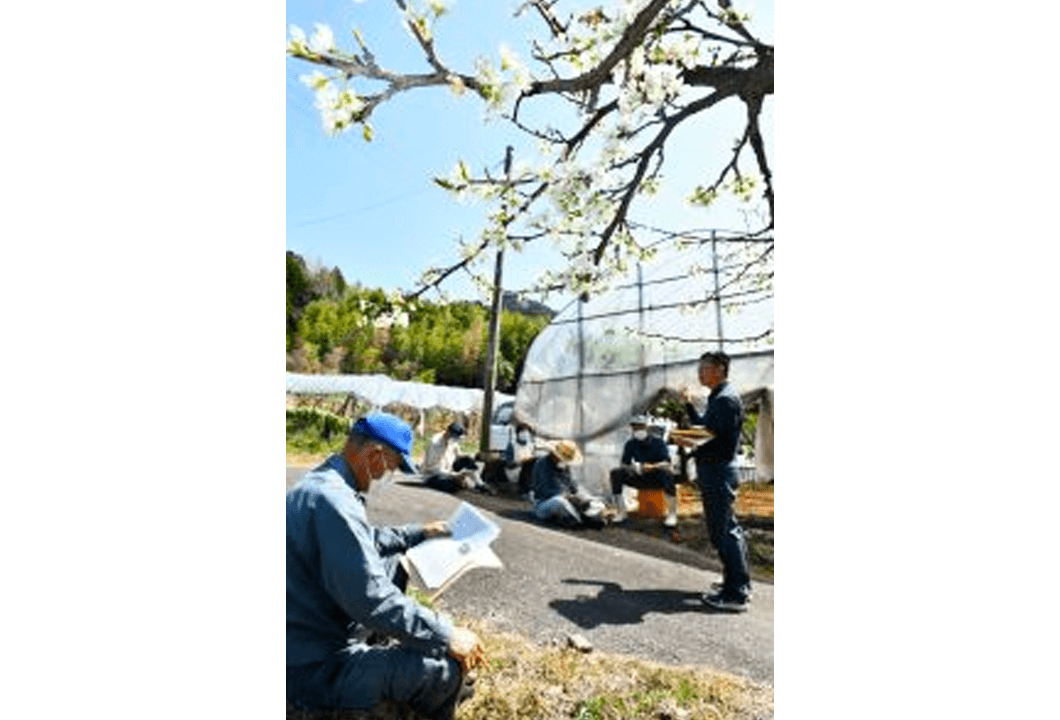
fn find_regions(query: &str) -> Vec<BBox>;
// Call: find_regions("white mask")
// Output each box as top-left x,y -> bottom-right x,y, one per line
358,451 -> 396,493
517,431 -> 529,442
633,429 -> 648,441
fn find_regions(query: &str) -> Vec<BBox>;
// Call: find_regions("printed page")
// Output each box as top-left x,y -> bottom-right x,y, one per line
448,501 -> 500,546
405,503 -> 503,590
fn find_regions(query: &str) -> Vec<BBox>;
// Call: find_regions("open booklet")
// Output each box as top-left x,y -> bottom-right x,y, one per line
668,427 -> 716,449
405,502 -> 503,595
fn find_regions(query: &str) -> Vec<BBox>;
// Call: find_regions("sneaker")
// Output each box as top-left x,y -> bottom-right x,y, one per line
710,582 -> 753,600
613,506 -> 627,523
702,591 -> 749,613
664,495 -> 678,527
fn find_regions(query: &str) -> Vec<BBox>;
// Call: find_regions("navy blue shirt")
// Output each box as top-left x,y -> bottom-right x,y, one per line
621,435 -> 671,465
687,381 -> 744,464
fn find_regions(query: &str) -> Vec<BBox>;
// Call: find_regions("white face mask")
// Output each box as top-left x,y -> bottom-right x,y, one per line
358,449 -> 396,493
517,431 -> 529,442
633,429 -> 648,441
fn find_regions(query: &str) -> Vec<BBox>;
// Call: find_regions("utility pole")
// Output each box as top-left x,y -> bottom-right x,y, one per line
480,146 -> 513,456
711,229 -> 725,351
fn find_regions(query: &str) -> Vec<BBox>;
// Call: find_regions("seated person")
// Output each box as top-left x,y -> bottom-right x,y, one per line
286,413 -> 484,719
529,439 -> 606,528
504,422 -> 537,497
610,416 -> 679,527
422,422 -> 491,493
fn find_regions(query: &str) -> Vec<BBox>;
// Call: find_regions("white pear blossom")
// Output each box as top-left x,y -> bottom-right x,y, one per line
299,71 -> 329,91
286,23 -> 307,54
447,74 -> 466,96
499,43 -> 519,71
313,83 -> 339,111
642,63 -> 683,105
308,23 -> 335,53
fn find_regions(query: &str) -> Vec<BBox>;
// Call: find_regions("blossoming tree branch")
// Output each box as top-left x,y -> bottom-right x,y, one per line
287,0 -> 773,301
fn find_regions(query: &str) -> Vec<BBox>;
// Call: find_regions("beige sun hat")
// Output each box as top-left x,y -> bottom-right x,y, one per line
550,439 -> 583,465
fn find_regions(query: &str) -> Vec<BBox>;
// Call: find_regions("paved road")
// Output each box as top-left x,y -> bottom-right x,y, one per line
286,466 -> 773,686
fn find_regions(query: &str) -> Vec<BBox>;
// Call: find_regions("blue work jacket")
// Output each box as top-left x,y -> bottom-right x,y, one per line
286,455 -> 453,666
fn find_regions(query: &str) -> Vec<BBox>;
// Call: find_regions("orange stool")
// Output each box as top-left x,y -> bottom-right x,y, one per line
637,488 -> 667,518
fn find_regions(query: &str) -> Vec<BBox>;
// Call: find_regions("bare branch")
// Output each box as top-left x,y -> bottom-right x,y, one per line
744,92 -> 774,228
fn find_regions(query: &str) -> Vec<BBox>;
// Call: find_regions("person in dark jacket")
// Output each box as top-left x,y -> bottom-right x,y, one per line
683,351 -> 752,613
609,416 -> 678,526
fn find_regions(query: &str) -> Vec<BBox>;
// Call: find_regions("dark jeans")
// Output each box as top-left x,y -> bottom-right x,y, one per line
610,466 -> 677,496
286,554 -> 464,719
697,461 -> 751,602
286,649 -> 462,719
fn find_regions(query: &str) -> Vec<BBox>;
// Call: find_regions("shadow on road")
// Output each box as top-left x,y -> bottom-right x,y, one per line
550,578 -> 729,628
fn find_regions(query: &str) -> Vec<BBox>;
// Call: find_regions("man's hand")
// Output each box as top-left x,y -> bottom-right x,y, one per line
448,626 -> 486,672
422,521 -> 451,539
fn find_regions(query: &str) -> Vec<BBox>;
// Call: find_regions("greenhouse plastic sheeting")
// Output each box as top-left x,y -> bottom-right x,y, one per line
513,238 -> 774,493
286,373 -> 514,415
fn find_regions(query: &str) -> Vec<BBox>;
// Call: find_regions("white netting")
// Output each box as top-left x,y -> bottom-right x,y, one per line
286,372 -> 514,415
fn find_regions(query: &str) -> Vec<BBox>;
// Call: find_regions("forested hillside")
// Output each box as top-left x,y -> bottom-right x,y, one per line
286,251 -> 552,394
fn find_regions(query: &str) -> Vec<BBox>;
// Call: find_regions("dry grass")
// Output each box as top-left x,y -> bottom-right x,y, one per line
286,617 -> 773,720
734,484 -> 773,520
457,618 -> 773,720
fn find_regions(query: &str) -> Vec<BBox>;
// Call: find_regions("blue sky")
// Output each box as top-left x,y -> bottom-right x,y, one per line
286,0 -> 774,304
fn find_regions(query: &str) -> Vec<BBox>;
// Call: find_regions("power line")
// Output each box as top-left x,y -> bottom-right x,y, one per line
287,186 -> 437,230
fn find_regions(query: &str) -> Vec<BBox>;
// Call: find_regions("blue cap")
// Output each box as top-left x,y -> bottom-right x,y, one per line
351,413 -> 418,474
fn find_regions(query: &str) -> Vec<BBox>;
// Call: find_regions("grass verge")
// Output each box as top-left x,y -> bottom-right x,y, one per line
456,617 -> 772,720
287,615 -> 773,720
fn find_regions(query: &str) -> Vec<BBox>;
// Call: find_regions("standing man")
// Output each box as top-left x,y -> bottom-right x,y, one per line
684,351 -> 752,612
287,413 -> 484,718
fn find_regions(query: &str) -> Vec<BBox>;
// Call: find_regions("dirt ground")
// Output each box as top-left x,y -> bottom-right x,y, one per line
453,479 -> 773,583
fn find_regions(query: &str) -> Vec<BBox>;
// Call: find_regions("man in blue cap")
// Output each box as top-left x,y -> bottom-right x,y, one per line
287,413 -> 484,718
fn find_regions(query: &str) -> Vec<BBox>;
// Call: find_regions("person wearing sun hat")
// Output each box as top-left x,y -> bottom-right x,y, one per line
287,412 -> 484,718
528,438 -> 606,528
